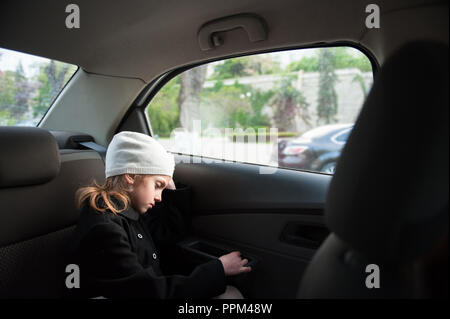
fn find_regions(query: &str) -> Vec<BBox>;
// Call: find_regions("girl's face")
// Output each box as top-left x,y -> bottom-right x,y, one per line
126,174 -> 172,214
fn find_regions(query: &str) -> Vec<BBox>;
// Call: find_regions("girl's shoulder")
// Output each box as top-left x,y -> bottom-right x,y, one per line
76,200 -> 129,241
80,196 -> 124,221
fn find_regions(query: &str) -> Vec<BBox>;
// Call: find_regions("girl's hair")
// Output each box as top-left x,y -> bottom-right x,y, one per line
75,174 -> 144,214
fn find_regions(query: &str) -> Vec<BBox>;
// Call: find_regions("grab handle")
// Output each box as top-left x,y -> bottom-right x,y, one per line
198,13 -> 267,51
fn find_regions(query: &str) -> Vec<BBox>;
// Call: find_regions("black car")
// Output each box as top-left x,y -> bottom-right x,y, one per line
274,124 -> 353,174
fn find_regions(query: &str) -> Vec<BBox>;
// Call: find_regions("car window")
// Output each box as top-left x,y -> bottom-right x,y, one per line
0,47 -> 77,126
145,46 -> 373,174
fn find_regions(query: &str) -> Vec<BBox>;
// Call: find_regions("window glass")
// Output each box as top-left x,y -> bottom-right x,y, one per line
0,47 -> 77,126
146,46 -> 373,174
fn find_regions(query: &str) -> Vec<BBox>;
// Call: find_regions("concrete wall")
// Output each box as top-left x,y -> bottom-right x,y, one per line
204,68 -> 373,133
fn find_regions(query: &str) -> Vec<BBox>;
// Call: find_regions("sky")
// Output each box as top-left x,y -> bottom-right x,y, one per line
0,47 -> 53,77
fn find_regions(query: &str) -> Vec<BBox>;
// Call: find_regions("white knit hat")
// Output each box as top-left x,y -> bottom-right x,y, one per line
105,131 -> 175,178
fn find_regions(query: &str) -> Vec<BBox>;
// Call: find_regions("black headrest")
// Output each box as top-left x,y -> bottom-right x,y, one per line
0,127 -> 60,188
325,41 -> 449,262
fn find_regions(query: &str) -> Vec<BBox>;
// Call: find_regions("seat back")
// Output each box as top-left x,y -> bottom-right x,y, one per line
0,127 -> 105,298
298,41 -> 449,298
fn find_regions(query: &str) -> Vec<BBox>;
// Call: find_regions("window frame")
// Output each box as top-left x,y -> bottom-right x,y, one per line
119,41 -> 378,175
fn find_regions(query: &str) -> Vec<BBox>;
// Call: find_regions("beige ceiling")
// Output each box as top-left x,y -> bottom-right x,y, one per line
0,0 -> 447,82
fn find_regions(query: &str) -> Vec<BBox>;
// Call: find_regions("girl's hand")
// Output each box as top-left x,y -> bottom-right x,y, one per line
166,179 -> 176,190
219,251 -> 252,276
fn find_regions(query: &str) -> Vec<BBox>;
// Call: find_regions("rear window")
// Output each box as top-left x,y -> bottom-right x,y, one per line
0,47 -> 77,126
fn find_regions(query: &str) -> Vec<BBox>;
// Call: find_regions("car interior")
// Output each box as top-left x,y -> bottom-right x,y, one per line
0,0 -> 448,299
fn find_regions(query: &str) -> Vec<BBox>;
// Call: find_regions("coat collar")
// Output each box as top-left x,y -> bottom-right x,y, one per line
120,206 -> 140,221
109,196 -> 140,221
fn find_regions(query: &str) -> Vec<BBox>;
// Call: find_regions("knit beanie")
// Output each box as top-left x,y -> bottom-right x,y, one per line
105,131 -> 175,178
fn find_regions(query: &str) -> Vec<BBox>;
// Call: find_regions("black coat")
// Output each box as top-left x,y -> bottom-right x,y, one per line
64,183 -> 226,299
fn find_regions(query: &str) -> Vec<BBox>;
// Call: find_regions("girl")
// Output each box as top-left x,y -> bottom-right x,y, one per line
65,131 -> 250,299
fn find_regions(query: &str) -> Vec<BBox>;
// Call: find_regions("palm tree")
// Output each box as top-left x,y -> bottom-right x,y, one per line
352,73 -> 368,98
269,75 -> 310,132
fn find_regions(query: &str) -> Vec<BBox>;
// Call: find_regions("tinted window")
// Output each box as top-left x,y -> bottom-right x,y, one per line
146,46 -> 373,174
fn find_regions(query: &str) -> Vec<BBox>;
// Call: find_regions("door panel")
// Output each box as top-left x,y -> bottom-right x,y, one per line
172,154 -> 332,298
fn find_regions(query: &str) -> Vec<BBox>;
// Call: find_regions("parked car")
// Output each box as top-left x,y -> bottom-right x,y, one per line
274,124 -> 353,174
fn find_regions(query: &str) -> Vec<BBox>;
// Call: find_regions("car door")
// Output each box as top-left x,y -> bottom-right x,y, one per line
139,45 -> 374,298
173,156 -> 331,298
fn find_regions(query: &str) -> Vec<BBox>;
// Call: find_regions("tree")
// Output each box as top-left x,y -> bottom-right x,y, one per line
352,73 -> 368,98
286,56 -> 319,72
200,81 -> 253,128
200,79 -> 273,130
32,67 -> 52,117
247,88 -> 273,128
333,47 -> 372,72
211,58 -> 247,79
287,48 -> 371,73
210,55 -> 281,80
45,60 -> 70,99
0,55 -> 75,125
146,77 -> 180,137
0,71 -> 16,109
269,75 -> 309,132
316,49 -> 338,125
11,62 -> 34,119
32,60 -> 73,118
178,65 -> 207,131
245,55 -> 281,75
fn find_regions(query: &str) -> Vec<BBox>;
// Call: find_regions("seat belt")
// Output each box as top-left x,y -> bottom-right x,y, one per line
78,141 -> 107,163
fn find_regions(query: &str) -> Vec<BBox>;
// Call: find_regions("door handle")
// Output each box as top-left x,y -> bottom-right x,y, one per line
280,223 -> 329,249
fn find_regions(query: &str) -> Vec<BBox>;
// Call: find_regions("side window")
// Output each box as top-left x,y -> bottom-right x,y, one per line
0,47 -> 77,126
146,46 -> 373,174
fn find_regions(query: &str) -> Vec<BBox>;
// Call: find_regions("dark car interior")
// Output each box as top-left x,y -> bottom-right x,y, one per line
0,0 -> 448,299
